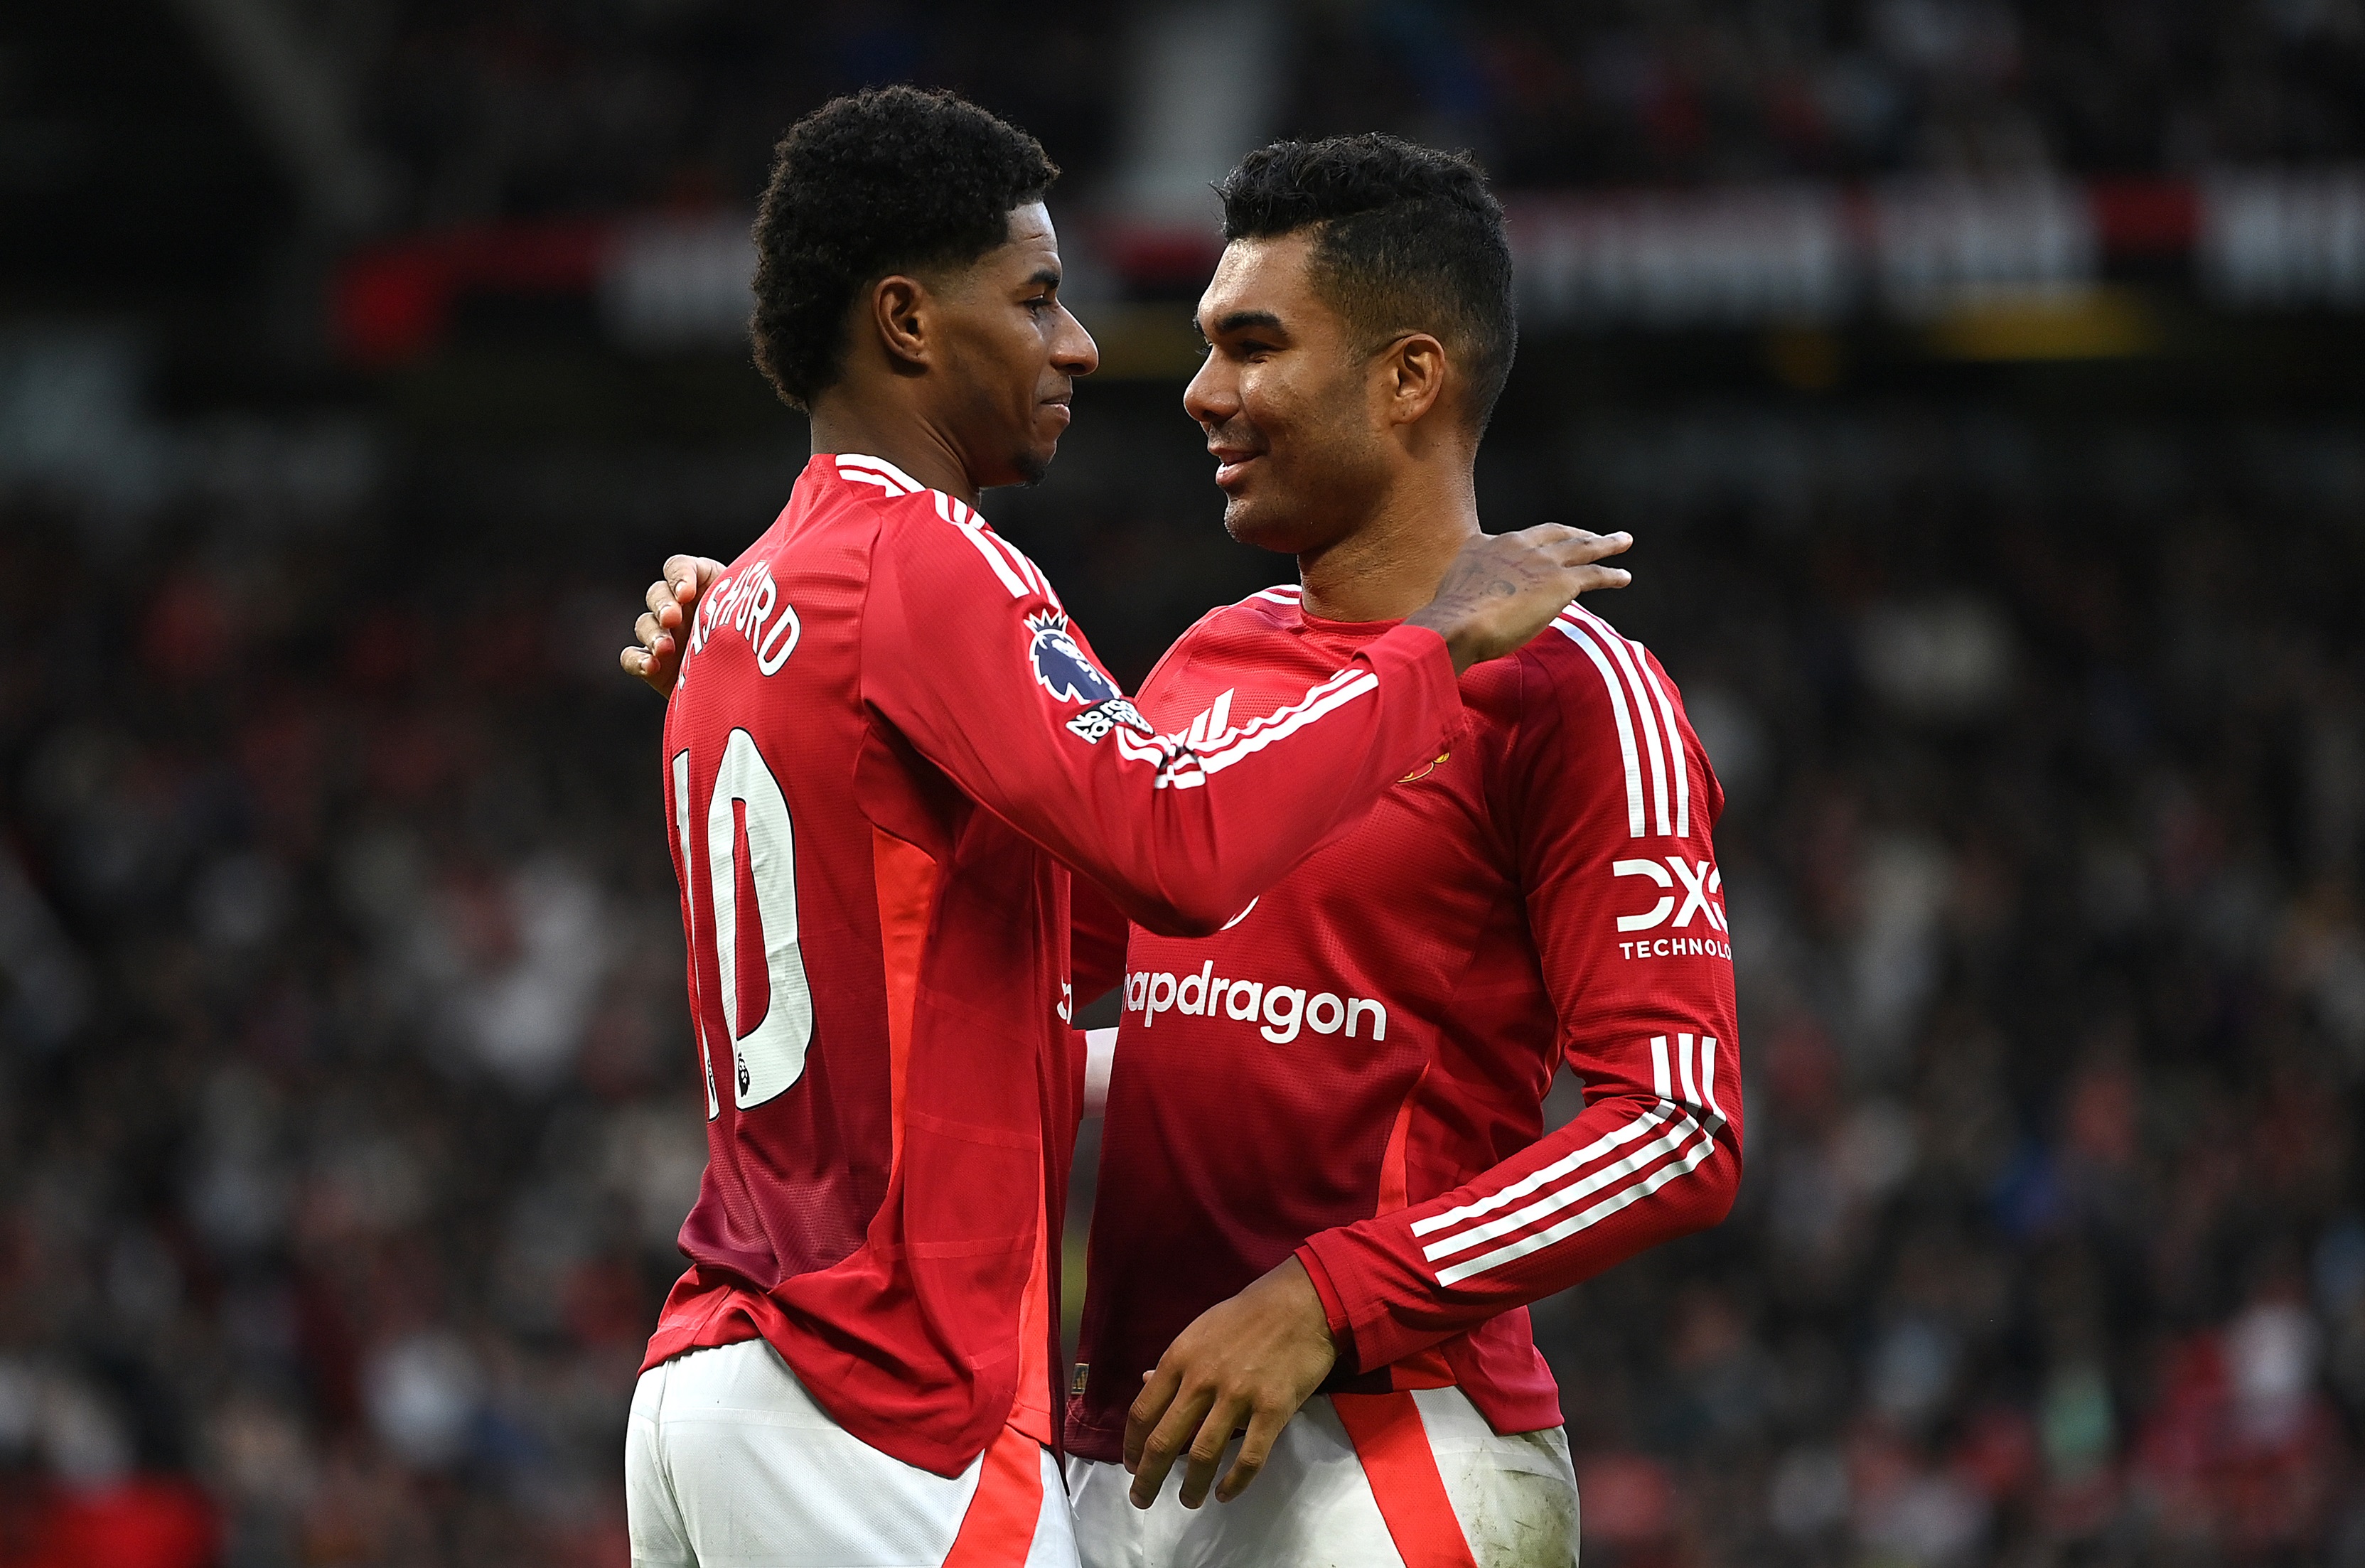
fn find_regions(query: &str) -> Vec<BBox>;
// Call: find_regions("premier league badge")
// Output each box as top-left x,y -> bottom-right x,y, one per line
1024,610 -> 1120,705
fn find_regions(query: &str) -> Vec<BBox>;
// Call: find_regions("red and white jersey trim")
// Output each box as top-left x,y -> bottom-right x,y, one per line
1550,606 -> 1696,842
835,452 -> 923,497
1113,668 -> 1381,791
1407,1031 -> 1727,1289
1650,1029 -> 1727,1118
832,453 -> 1062,608
1191,668 -> 1380,773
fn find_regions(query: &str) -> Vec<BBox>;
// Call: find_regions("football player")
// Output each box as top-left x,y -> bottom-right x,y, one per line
617,94 -> 1631,1568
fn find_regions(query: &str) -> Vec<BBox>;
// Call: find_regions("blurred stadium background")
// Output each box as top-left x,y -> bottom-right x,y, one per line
3,1 -> 2363,1563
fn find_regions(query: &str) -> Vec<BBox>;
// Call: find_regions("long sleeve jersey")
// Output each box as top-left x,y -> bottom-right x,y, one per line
645,456 -> 1464,1476
1066,586 -> 1742,1461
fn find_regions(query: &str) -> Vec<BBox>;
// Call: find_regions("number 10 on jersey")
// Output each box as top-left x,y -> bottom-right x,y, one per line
672,729 -> 815,1117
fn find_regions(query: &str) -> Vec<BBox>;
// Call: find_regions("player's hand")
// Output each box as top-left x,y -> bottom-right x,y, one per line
1123,1257 -> 1337,1510
620,554 -> 725,694
1405,525 -> 1632,675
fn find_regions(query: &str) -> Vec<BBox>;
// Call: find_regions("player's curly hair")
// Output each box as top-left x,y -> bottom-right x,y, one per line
1216,135 -> 1515,434
750,87 -> 1058,410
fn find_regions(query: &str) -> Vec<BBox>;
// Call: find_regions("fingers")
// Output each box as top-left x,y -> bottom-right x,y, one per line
638,611 -> 683,657
1508,524 -> 1628,564
1124,1364 -> 1181,1476
1175,1392 -> 1248,1510
625,554 -> 711,699
665,554 -> 722,606
1510,521 -> 1580,547
1487,524 -> 1632,569
622,627 -> 679,696
1560,529 -> 1633,564
645,554 -> 719,636
634,610 -> 682,672
1128,1381 -> 1215,1509
1525,527 -> 1631,596
1213,1401 -> 1289,1504
647,585 -> 688,640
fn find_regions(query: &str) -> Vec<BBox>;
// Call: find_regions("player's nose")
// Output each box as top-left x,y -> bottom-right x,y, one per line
1182,352 -> 1233,426
1053,305 -> 1098,377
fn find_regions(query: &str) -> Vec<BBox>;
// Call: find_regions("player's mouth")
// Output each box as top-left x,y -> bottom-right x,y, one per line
1040,399 -> 1071,431
1209,445 -> 1264,490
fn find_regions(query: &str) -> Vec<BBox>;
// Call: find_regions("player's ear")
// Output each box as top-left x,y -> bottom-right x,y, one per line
1382,333 -> 1448,427
869,275 -> 932,371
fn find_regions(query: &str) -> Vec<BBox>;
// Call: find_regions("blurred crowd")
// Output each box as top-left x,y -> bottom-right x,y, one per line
364,1 -> 1126,227
353,0 -> 2365,230
0,494 -> 690,1565
0,405 -> 2359,1567
1294,0 -> 2365,188
5,2 -> 2362,1566
1536,411 -> 2365,1567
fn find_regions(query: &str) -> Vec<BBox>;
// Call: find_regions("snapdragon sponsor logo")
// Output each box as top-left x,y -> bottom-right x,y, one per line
1122,962 -> 1387,1045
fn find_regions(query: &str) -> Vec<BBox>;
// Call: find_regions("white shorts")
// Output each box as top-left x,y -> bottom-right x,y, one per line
1066,1387 -> 1579,1568
626,1339 -> 1078,1567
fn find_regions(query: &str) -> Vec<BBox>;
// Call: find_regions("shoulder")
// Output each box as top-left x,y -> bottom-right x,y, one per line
1153,584 -> 1304,662
1517,603 -> 1685,718
832,455 -> 1062,608
1132,586 -> 1298,710
1513,603 -> 1716,839
1236,581 -> 1306,618
1200,583 -> 1304,638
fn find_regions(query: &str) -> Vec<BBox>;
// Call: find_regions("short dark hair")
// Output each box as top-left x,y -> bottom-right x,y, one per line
750,87 -> 1058,409
1216,135 -> 1516,434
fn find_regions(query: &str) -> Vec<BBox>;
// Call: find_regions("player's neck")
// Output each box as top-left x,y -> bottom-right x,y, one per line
1294,466 -> 1481,624
808,398 -> 980,507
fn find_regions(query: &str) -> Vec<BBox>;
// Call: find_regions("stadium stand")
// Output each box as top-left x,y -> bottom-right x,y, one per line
1,2 -> 2361,1564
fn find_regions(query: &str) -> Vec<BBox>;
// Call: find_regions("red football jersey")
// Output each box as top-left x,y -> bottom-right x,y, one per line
644,456 -> 1465,1476
1066,586 -> 1743,1461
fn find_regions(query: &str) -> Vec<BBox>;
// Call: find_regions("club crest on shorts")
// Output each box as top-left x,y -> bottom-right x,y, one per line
1025,610 -> 1119,705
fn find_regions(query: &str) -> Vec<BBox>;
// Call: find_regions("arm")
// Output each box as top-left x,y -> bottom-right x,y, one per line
1295,634 -> 1742,1368
862,498 -> 1628,935
628,526 -> 1634,699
